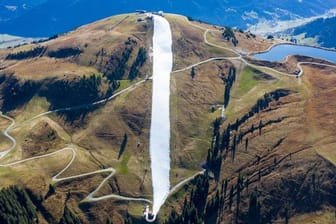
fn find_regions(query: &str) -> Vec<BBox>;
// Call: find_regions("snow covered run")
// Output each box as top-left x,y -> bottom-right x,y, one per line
149,14 -> 173,218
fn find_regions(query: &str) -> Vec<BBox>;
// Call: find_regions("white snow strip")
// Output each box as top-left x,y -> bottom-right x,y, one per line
149,15 -> 173,216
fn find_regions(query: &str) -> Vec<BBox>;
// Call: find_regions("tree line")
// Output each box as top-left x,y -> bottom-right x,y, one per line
96,38 -> 147,82
164,175 -> 209,224
0,73 -> 120,122
5,46 -> 83,60
222,27 -> 238,46
164,88 -> 292,224
0,186 -> 38,224
104,38 -> 136,82
128,47 -> 147,80
47,47 -> 82,58
39,74 -> 118,122
0,75 -> 41,112
223,66 -> 236,108
5,46 -> 46,60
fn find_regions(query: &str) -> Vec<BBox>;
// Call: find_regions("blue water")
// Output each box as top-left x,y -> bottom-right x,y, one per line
254,44 -> 336,63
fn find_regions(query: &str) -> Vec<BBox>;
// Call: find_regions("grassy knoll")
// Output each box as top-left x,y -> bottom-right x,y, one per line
166,14 -> 236,71
235,66 -> 280,96
205,27 -> 277,53
236,66 -> 259,95
118,152 -> 131,174
118,79 -> 132,90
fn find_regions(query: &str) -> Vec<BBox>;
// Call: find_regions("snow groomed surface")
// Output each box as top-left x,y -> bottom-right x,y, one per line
149,14 -> 173,218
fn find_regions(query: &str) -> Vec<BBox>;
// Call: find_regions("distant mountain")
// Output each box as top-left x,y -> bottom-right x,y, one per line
0,0 -> 336,37
0,34 -> 42,49
291,16 -> 336,48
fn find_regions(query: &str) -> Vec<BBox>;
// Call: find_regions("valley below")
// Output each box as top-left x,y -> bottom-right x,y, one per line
0,12 -> 335,224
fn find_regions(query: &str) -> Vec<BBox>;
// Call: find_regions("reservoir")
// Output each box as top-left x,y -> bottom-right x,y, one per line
254,44 -> 336,63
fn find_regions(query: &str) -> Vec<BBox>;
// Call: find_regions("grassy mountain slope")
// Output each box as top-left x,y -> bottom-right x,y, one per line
1,0 -> 336,37
0,13 -> 335,224
163,15 -> 336,224
292,16 -> 336,48
164,53 -> 336,223
0,14 -> 154,223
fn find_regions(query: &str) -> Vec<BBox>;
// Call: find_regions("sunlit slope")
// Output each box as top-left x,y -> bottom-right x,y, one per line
0,13 -> 335,224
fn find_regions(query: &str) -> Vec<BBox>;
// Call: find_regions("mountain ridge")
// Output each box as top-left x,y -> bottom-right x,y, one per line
0,13 -> 335,224
1,0 -> 336,37
291,16 -> 336,48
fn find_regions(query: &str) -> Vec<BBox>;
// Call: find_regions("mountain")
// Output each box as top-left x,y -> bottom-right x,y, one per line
0,13 -> 336,224
0,0 -> 336,37
0,34 -> 42,49
291,16 -> 336,48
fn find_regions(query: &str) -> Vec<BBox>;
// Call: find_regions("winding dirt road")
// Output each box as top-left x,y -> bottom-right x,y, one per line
0,114 -> 152,203
0,75 -> 158,204
180,16 -> 336,78
0,112 -> 16,159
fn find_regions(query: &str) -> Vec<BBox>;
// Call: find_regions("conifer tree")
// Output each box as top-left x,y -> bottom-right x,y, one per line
247,189 -> 260,224
245,138 -> 249,151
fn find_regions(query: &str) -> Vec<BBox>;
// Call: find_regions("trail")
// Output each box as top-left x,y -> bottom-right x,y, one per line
296,61 -> 336,77
0,112 -> 16,159
14,78 -> 148,129
0,78 -> 154,204
0,116 -> 152,204
169,170 -> 205,194
0,110 -> 199,222
179,15 -> 336,79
